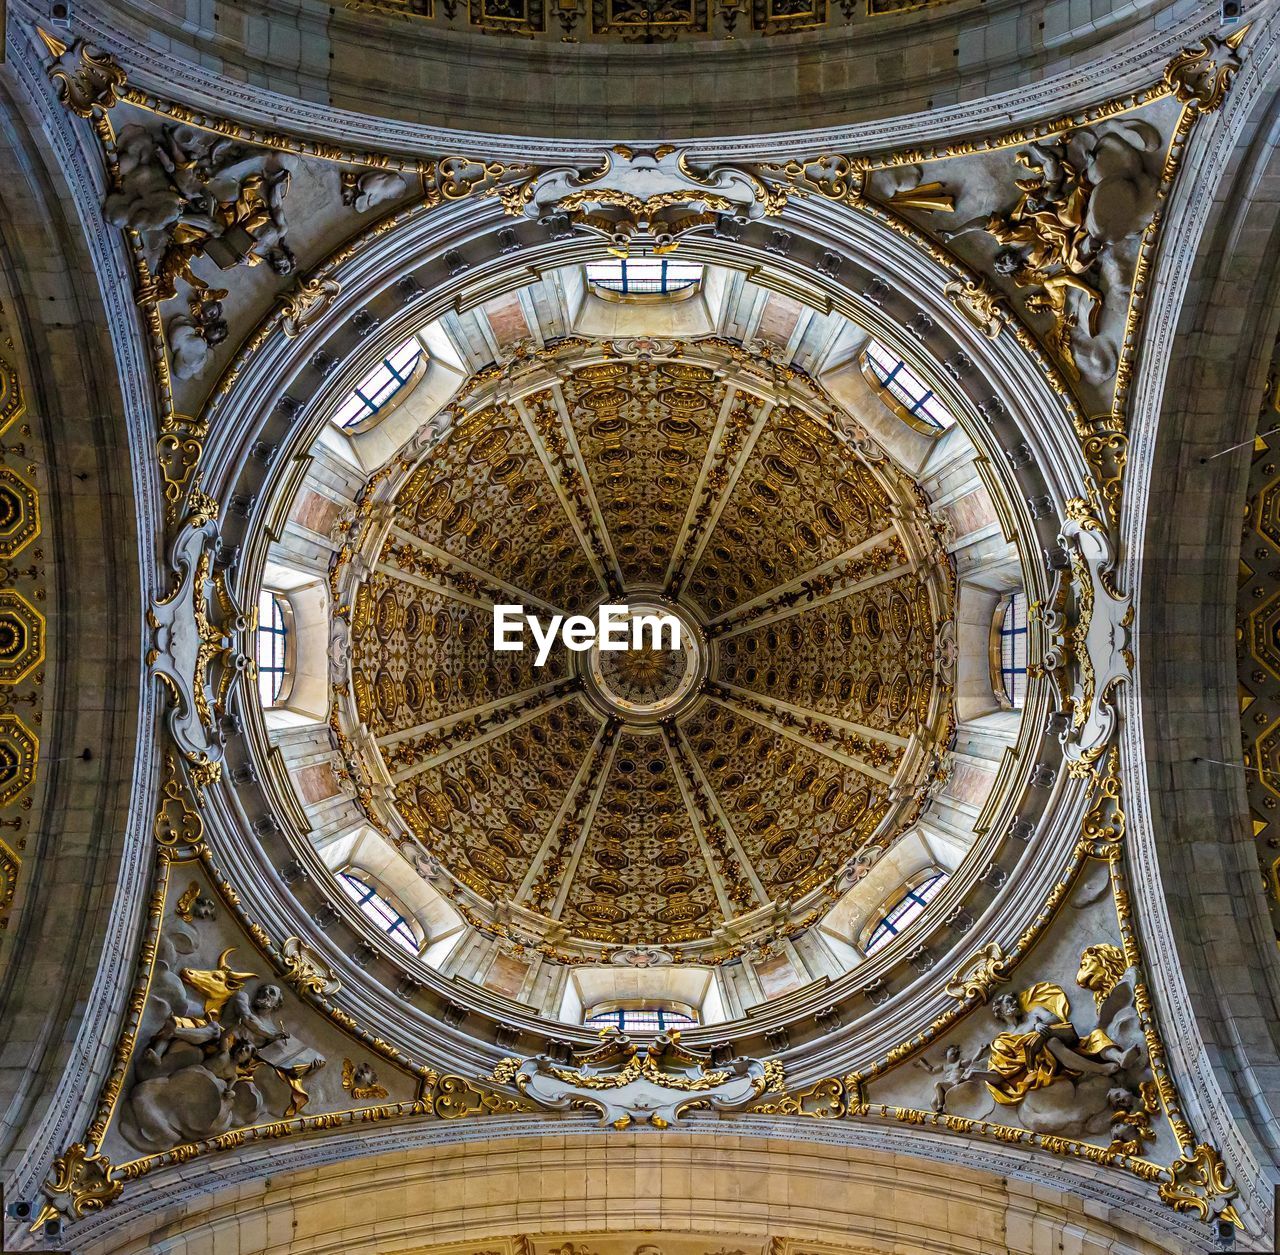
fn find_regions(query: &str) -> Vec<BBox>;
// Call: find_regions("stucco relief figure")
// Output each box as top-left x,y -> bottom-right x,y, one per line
914,1043 -> 983,1113
941,122 -> 1160,381
341,169 -> 408,214
342,1059 -> 389,1100
121,947 -> 327,1153
105,123 -> 298,377
104,123 -> 297,307
168,309 -> 227,380
980,982 -> 1136,1104
959,957 -> 1149,1137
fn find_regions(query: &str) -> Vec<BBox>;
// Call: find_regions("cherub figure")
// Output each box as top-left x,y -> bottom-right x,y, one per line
342,1058 -> 389,1100
914,1043 -> 980,1113
1106,1083 -> 1157,1156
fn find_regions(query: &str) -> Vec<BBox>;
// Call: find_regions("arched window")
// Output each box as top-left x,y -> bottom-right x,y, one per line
338,869 -> 425,954
586,257 -> 703,296
331,335 -> 425,429
582,1002 -> 698,1033
861,339 -> 956,435
863,870 -> 949,956
993,591 -> 1029,710
256,590 -> 291,707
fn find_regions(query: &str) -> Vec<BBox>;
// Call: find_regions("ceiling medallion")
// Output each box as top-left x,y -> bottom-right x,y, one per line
582,599 -> 709,724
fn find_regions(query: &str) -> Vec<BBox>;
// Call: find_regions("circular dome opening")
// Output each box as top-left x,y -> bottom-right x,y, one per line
251,252 -> 1035,1030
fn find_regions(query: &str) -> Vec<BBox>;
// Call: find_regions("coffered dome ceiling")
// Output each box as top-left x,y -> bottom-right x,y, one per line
340,340 -> 954,962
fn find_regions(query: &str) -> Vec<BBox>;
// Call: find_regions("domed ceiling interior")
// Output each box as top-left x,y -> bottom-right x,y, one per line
339,341 -> 955,964
14,20 -> 1280,1248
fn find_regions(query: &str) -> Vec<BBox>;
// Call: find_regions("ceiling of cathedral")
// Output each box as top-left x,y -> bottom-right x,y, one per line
342,343 -> 954,961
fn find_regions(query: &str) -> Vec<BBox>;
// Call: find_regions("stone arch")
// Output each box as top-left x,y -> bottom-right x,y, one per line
64,1131 -> 1203,1255
1126,15 -> 1280,1232
0,78 -> 145,1191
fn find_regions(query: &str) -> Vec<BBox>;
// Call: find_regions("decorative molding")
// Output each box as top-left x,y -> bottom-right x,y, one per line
500,1031 -> 783,1129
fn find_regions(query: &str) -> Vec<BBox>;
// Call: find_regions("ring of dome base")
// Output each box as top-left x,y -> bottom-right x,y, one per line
580,598 -> 708,725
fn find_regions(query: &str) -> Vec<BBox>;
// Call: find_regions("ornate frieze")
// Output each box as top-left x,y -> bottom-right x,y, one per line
496,1031 -> 783,1129
345,0 -> 961,39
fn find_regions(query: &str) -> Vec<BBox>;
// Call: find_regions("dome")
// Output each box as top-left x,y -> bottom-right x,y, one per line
15,20 -> 1280,1247
336,340 -> 954,963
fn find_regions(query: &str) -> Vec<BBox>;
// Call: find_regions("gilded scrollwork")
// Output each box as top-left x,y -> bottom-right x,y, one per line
433,1073 -> 531,1119
279,274 -> 342,339
510,1030 -> 781,1129
153,752 -> 206,849
944,941 -> 1012,1004
504,146 -> 790,253
1163,29 -> 1248,112
279,936 -> 341,997
749,1075 -> 845,1118
30,1143 -> 122,1232
1030,497 -> 1131,777
943,276 -> 1007,339
148,493 -> 247,792
1081,747 -> 1125,855
37,30 -> 127,119
1158,1143 -> 1243,1228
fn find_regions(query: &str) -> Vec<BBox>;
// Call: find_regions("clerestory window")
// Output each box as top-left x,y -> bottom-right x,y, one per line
338,868 -> 425,954
586,257 -> 704,296
863,870 -> 949,955
862,339 -> 956,436
331,335 -> 426,429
